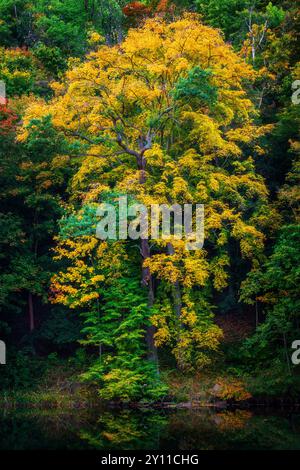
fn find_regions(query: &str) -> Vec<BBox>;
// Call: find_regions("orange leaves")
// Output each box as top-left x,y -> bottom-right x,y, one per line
211,377 -> 252,402
123,0 -> 173,22
155,0 -> 175,17
123,2 -> 151,18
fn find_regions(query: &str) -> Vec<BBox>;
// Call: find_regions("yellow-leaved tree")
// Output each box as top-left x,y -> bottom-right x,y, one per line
20,14 -> 274,398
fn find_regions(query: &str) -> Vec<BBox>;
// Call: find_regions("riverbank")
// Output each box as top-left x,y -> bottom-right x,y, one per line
1,366 -> 300,410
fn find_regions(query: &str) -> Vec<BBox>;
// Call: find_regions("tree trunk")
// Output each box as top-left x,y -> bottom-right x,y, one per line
255,300 -> 259,328
138,155 -> 159,368
141,226 -> 159,367
167,242 -> 182,321
28,292 -> 34,332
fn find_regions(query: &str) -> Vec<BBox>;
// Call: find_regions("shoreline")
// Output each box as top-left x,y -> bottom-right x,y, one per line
1,394 -> 300,411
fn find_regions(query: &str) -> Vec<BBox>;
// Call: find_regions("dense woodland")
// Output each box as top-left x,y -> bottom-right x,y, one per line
0,0 -> 299,404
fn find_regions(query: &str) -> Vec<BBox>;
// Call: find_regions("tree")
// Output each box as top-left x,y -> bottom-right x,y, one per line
51,217 -> 167,401
0,109 -> 72,341
21,14 -> 272,398
123,2 -> 151,24
196,0 -> 248,43
240,225 -> 300,376
240,73 -> 300,374
0,47 -> 41,96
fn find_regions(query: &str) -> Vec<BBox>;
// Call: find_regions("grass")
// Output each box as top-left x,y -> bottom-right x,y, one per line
0,387 -> 98,409
0,358 -> 99,409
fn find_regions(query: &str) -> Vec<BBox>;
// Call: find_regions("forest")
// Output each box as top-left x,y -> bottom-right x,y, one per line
0,0 -> 299,408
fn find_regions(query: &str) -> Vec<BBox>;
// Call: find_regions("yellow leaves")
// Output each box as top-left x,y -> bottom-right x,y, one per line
145,246 -> 209,290
210,255 -> 230,290
71,154 -> 109,192
15,14 -> 273,377
204,205 -> 237,232
17,98 -> 49,142
233,221 -> 264,241
80,292 -> 100,304
116,170 -> 141,193
171,320 -> 223,371
145,254 -> 181,283
209,176 -> 220,193
214,410 -> 252,431
204,209 -> 222,230
53,235 -> 98,261
180,307 -> 197,327
218,89 -> 253,122
81,184 -> 109,204
153,319 -> 171,347
51,155 -> 70,169
182,112 -> 241,156
90,274 -> 105,284
182,255 -> 209,288
164,16 -> 223,67
175,57 -> 190,72
50,235 -> 118,308
122,23 -> 163,55
152,182 -> 168,198
213,102 -> 234,126
65,262 -> 92,283
51,279 -> 78,298
50,81 -> 66,96
183,112 -> 222,151
125,77 -> 161,103
217,230 -> 228,247
226,123 -> 274,144
151,301 -> 173,347
18,14 -> 258,208
192,324 -> 223,352
170,176 -> 192,200
211,377 -> 252,402
87,31 -> 105,45
178,148 -> 200,173
144,143 -> 165,166
20,13 -> 256,149
232,220 -> 265,258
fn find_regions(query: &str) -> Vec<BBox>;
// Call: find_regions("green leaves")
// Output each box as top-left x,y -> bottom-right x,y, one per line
240,225 -> 300,367
172,67 -> 218,107
80,275 -> 167,401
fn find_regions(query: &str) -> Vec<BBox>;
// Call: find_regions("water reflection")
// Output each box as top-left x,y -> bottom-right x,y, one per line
0,407 -> 299,450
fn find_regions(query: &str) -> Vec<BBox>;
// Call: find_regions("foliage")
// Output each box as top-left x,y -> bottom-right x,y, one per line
18,14 -> 277,398
210,377 -> 252,402
0,0 -> 299,404
240,225 -> 300,367
51,209 -> 167,401
0,47 -> 41,95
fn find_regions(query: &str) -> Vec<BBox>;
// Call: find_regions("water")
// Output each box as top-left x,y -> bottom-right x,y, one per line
0,407 -> 300,450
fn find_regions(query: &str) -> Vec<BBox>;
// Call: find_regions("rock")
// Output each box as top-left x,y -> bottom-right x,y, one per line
212,383 -> 222,394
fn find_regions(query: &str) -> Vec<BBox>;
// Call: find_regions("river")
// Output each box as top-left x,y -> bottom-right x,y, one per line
0,407 -> 300,450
